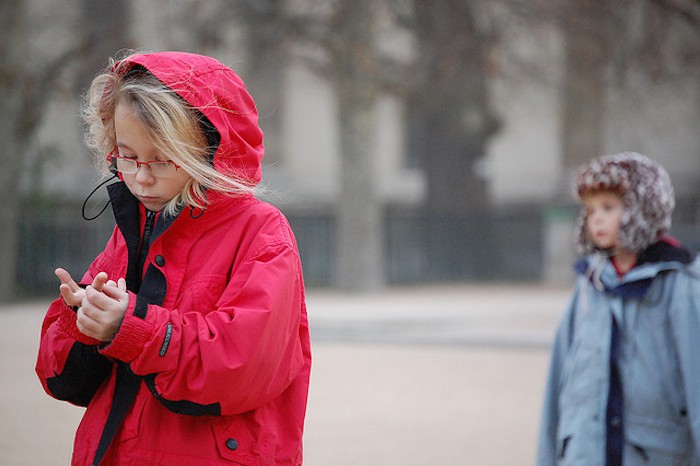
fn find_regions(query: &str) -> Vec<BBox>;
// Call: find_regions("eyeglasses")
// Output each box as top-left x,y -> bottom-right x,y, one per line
108,148 -> 181,178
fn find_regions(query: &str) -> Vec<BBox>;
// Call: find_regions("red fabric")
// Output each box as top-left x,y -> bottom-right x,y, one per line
610,256 -> 636,278
35,52 -> 310,465
659,234 -> 681,247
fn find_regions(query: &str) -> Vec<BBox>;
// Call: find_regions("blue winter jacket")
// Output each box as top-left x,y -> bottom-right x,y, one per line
537,241 -> 700,466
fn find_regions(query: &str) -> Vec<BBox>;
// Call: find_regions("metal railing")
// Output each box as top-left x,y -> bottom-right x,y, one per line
17,202 -> 549,296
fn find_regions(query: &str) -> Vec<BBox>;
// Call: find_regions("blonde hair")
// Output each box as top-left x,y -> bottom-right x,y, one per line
82,53 -> 256,216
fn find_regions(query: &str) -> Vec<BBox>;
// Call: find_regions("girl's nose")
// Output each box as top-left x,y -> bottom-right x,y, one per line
134,164 -> 156,184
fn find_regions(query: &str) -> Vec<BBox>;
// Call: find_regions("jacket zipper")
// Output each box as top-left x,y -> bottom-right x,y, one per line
137,210 -> 156,274
143,210 -> 156,246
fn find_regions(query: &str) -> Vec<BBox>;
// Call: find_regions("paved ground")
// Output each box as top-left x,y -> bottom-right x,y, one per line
0,283 -> 569,465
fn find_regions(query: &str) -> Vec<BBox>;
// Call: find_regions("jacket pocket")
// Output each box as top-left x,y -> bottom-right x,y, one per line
176,275 -> 228,315
558,435 -> 572,460
211,412 -> 272,465
555,424 -> 591,465
625,415 -> 692,465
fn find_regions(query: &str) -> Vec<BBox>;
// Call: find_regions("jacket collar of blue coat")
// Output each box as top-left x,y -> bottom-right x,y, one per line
575,239 -> 695,298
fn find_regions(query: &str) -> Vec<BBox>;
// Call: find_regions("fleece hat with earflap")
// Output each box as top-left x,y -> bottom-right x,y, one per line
573,152 -> 675,254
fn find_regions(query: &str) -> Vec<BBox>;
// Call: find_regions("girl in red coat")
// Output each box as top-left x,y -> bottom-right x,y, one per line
35,51 -> 311,465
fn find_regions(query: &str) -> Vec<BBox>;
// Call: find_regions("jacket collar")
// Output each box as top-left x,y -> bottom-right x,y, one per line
575,238 -> 695,298
107,182 -> 181,242
107,182 -> 182,291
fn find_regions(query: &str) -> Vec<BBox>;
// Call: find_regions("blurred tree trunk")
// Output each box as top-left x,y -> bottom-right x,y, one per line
0,0 -> 126,301
405,0 -> 500,279
195,0 -> 385,290
652,0 -> 700,28
0,0 -> 27,301
559,0 -> 612,173
241,0 -> 287,164
166,0 -> 385,290
329,0 -> 384,291
408,0 -> 500,215
77,0 -> 130,90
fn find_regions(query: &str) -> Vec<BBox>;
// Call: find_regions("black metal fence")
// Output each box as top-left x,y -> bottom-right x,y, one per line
16,203 -> 115,297
17,201 -> 550,296
18,195 -> 700,297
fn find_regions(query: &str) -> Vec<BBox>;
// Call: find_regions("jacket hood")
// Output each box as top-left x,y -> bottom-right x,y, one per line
116,51 -> 264,186
573,152 -> 675,254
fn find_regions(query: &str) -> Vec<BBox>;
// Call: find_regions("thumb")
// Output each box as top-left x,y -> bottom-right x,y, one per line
55,268 -> 78,291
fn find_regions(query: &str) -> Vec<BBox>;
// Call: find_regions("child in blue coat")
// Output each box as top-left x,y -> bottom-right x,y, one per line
538,152 -> 700,465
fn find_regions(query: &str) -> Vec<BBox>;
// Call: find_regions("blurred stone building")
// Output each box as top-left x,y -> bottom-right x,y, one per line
21,1 -> 700,291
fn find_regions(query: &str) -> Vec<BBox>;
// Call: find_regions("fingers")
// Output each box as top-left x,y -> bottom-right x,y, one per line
57,269 -> 129,342
75,306 -> 102,337
76,304 -> 122,342
79,282 -> 129,342
56,268 -> 83,307
91,272 -> 110,292
56,269 -> 121,309
55,268 -> 78,290
101,281 -> 129,302
83,285 -> 119,310
58,284 -> 77,307
103,278 -> 128,295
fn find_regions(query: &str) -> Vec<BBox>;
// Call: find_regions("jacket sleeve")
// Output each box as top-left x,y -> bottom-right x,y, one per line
35,229 -> 122,406
537,284 -> 579,466
98,233 -> 307,416
669,265 -> 700,455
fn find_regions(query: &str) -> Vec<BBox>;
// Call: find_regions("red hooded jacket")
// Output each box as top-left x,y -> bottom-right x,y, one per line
35,52 -> 311,465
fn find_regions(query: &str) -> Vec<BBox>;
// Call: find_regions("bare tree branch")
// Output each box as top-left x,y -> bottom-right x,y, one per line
19,40 -> 92,139
652,0 -> 700,28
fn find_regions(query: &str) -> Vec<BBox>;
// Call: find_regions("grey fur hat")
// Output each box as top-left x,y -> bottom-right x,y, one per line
573,152 -> 675,254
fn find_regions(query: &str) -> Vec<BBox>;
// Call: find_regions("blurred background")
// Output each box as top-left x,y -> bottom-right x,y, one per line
1,0 -> 700,301
3,2 -> 700,464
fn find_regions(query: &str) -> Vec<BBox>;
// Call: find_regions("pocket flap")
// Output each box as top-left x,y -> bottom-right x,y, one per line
625,415 -> 690,455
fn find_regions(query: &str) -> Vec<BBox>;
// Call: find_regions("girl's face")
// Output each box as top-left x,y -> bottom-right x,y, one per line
114,101 -> 191,212
583,191 -> 624,250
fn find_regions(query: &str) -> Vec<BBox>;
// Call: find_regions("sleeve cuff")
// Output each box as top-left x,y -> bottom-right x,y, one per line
99,292 -> 155,362
56,301 -> 103,346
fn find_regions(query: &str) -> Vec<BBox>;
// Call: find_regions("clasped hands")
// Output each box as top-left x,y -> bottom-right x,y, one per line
55,268 -> 129,343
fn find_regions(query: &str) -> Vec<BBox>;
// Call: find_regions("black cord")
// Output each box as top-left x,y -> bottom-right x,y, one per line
81,175 -> 119,221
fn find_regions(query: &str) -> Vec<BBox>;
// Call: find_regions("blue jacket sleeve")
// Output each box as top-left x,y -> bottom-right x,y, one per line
537,284 -> 580,466
669,263 -> 700,455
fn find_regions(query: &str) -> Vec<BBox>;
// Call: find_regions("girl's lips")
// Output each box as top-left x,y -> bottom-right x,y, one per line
136,195 -> 164,208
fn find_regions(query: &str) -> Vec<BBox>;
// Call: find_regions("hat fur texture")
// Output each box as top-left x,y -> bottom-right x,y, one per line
574,152 -> 675,254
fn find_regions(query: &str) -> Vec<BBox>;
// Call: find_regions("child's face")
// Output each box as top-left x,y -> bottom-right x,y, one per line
114,101 -> 191,212
583,191 -> 624,250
